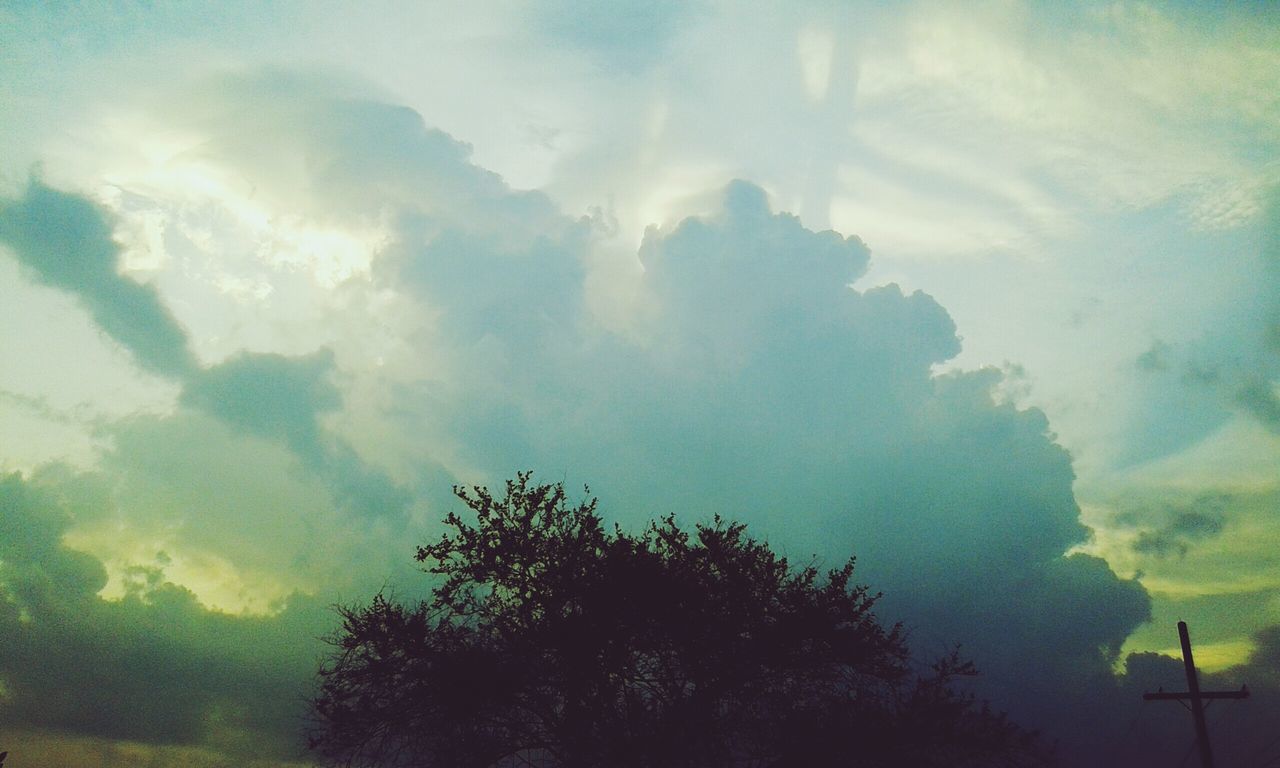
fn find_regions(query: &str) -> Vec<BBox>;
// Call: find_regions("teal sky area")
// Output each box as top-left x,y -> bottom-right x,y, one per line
1,2 -> 1278,766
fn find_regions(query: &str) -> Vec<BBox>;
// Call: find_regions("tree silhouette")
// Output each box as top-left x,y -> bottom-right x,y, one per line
309,473 -> 1050,767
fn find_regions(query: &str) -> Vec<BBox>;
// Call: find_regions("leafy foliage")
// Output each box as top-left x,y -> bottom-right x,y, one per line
310,473 -> 1050,767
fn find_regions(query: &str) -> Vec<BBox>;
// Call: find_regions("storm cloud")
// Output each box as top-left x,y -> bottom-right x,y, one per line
0,180 -> 198,380
0,73 -> 1162,763
178,81 -> 1156,749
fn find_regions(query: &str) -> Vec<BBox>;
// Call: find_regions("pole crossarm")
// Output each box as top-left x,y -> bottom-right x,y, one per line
1143,686 -> 1250,702
1139,621 -> 1250,768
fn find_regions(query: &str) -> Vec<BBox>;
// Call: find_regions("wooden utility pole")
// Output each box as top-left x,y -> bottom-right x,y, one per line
1142,621 -> 1249,768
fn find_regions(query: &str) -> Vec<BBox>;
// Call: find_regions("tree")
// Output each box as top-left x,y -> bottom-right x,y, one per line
309,473 -> 1050,768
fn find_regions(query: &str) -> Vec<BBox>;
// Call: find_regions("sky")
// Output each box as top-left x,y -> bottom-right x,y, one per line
0,1 -> 1278,766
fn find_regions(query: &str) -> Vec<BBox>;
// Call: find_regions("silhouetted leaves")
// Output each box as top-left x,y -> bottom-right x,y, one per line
310,473 -> 1050,767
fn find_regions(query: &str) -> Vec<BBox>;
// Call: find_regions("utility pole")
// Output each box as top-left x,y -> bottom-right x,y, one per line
1143,621 -> 1249,768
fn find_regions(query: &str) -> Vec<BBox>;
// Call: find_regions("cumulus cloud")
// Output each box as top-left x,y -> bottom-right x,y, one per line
376,162 -> 1153,760
0,179 -> 198,379
370,153 -> 1150,745
1,71 -> 1161,763
134,74 -> 1156,743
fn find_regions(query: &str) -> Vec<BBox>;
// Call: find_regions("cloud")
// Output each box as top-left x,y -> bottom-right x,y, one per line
379,172 -> 1148,733
1135,340 -> 1171,373
0,69 -> 1164,762
368,169 -> 1153,758
1236,623 -> 1280,688
145,74 -> 1150,742
157,69 -> 568,234
0,180 -> 198,379
1131,507 -> 1227,559
857,3 -> 1280,222
0,175 -> 420,532
1238,375 -> 1280,428
181,349 -> 341,464
181,349 -> 417,523
1067,189 -> 1280,688
145,69 -> 1152,713
387,209 -> 590,347
1095,491 -> 1235,563
76,404 -> 428,615
0,469 -> 107,602
0,471 -> 330,759
0,173 -> 420,527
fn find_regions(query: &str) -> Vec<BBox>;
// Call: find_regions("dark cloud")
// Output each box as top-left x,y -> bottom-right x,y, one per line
1102,492 -> 1232,560
1234,623 -> 1280,688
388,212 -> 590,347
181,350 -> 341,464
0,469 -> 107,603
0,471 -> 329,759
0,166 -> 421,516
1135,339 -> 1170,372
1193,625 -> 1280,763
1237,374 -> 1280,427
377,178 -> 1149,750
1129,492 -> 1230,557
180,350 -> 415,522
0,179 -> 198,379
1131,508 -> 1226,558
